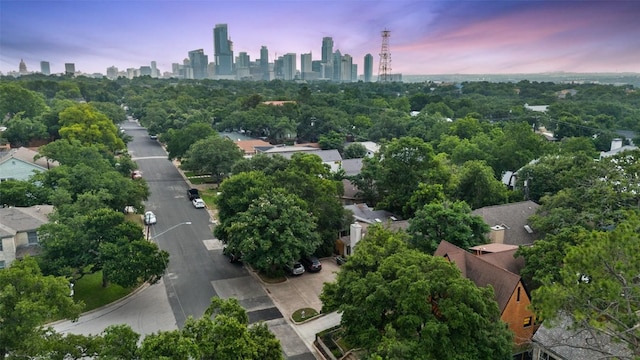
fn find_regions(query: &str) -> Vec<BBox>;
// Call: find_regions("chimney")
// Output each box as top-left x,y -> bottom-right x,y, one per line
611,138 -> 623,151
350,223 -> 362,250
489,225 -> 505,244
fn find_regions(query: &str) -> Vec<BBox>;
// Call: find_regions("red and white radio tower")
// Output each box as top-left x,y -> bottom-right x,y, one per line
377,29 -> 392,82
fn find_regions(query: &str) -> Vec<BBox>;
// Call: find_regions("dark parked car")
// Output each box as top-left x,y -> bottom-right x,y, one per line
300,256 -> 322,272
223,246 -> 242,263
187,188 -> 200,201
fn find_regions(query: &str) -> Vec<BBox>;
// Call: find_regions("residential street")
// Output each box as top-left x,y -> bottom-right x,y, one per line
52,119 -> 327,359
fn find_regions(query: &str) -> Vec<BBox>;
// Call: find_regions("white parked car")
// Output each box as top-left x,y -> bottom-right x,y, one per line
144,211 -> 157,225
192,198 -> 206,209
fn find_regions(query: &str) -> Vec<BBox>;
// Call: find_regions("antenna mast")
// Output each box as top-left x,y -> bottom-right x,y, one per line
377,29 -> 391,82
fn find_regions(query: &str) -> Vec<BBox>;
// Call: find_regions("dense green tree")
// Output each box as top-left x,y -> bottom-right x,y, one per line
0,82 -> 48,119
3,113 -> 48,147
58,103 -> 125,152
342,142 -> 368,159
38,208 -> 168,287
0,179 -> 51,207
318,130 -> 345,152
163,122 -> 215,160
0,257 -> 83,358
408,201 -> 489,253
226,189 -> 320,275
321,226 -> 513,359
180,134 -> 244,184
532,213 -> 640,357
454,160 -> 507,209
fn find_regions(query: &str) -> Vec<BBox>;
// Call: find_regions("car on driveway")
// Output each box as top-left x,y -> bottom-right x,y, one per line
144,211 -> 157,225
300,256 -> 322,272
192,198 -> 206,208
284,262 -> 305,276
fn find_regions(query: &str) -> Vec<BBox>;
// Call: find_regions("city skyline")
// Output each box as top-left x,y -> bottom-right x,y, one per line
1,0 -> 639,76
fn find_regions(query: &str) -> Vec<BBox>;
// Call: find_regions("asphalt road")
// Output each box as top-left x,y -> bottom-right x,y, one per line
123,119 -> 316,359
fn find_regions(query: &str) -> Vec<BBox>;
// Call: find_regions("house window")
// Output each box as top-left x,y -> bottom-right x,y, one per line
0,241 -> 3,251
523,316 -> 532,327
27,231 -> 38,245
517,287 -> 521,301
0,260 -> 5,269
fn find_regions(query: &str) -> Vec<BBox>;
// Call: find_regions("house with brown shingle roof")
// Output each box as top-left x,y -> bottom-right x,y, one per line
434,240 -> 537,346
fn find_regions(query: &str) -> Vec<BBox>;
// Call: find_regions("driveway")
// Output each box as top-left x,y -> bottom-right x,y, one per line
259,257 -> 343,352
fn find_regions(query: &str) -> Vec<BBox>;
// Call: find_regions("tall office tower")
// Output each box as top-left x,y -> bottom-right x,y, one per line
213,24 -> 234,76
64,63 -> 75,75
40,61 -> 50,75
260,46 -> 269,80
321,37 -> 333,64
139,66 -> 152,77
300,53 -> 312,80
332,50 -> 342,82
274,56 -> 284,79
378,29 -> 392,82
351,64 -> 358,82
19,59 -> 27,74
282,53 -> 297,81
341,54 -> 352,82
171,63 -> 181,77
236,52 -> 250,79
151,61 -> 158,78
188,49 -> 209,79
364,53 -> 373,82
106,66 -> 119,79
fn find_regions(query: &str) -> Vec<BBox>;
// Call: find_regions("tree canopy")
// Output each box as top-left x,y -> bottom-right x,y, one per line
321,226 -> 513,359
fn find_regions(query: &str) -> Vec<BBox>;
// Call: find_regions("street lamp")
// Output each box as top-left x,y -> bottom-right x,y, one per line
147,221 -> 192,241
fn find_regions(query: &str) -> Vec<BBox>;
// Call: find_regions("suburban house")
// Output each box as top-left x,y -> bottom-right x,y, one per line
471,200 -> 540,246
434,240 -> 537,346
0,147 -> 59,182
0,205 -> 54,268
335,203 -> 406,256
599,138 -> 637,158
233,139 -> 273,157
261,147 -> 343,173
531,315 -> 633,360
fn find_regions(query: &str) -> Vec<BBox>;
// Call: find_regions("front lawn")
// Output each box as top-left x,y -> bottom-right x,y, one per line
73,271 -> 134,311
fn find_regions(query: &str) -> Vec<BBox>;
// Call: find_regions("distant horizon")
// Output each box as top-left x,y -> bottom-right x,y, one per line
1,1 -> 638,76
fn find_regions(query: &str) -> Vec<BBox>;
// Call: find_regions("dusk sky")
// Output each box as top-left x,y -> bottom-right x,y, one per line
1,0 -> 639,76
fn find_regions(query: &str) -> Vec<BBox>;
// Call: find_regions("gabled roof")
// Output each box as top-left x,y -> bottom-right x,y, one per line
0,205 -> 54,238
472,200 -> 540,246
0,147 -> 59,169
533,314 -> 633,360
340,158 -> 363,176
434,240 -> 522,312
234,139 -> 272,155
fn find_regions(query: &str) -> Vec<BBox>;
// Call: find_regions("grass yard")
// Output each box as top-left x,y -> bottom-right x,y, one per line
73,271 -> 134,311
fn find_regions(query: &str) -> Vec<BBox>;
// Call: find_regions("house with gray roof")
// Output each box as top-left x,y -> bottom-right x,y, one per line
532,315 -> 633,360
336,203 -> 407,256
0,147 -> 59,182
0,205 -> 54,268
263,148 -> 343,172
472,200 -> 540,246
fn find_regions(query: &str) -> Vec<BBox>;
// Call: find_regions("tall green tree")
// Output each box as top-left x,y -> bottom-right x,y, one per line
58,103 -> 125,152
0,257 -> 83,358
226,189 -> 320,275
408,200 -> 489,254
454,160 -> 507,209
163,123 -> 215,160
532,213 -> 640,358
180,134 -> 244,184
321,226 -> 513,359
3,113 -> 48,147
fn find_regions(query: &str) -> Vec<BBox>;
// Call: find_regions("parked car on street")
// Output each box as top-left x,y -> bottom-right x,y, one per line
131,170 -> 142,179
192,198 -> 206,208
144,211 -> 157,225
284,262 -> 305,276
187,188 -> 200,201
223,246 -> 242,263
300,256 -> 322,272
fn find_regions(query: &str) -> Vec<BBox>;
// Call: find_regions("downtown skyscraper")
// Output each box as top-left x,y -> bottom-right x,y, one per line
188,49 -> 208,80
213,24 -> 234,76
